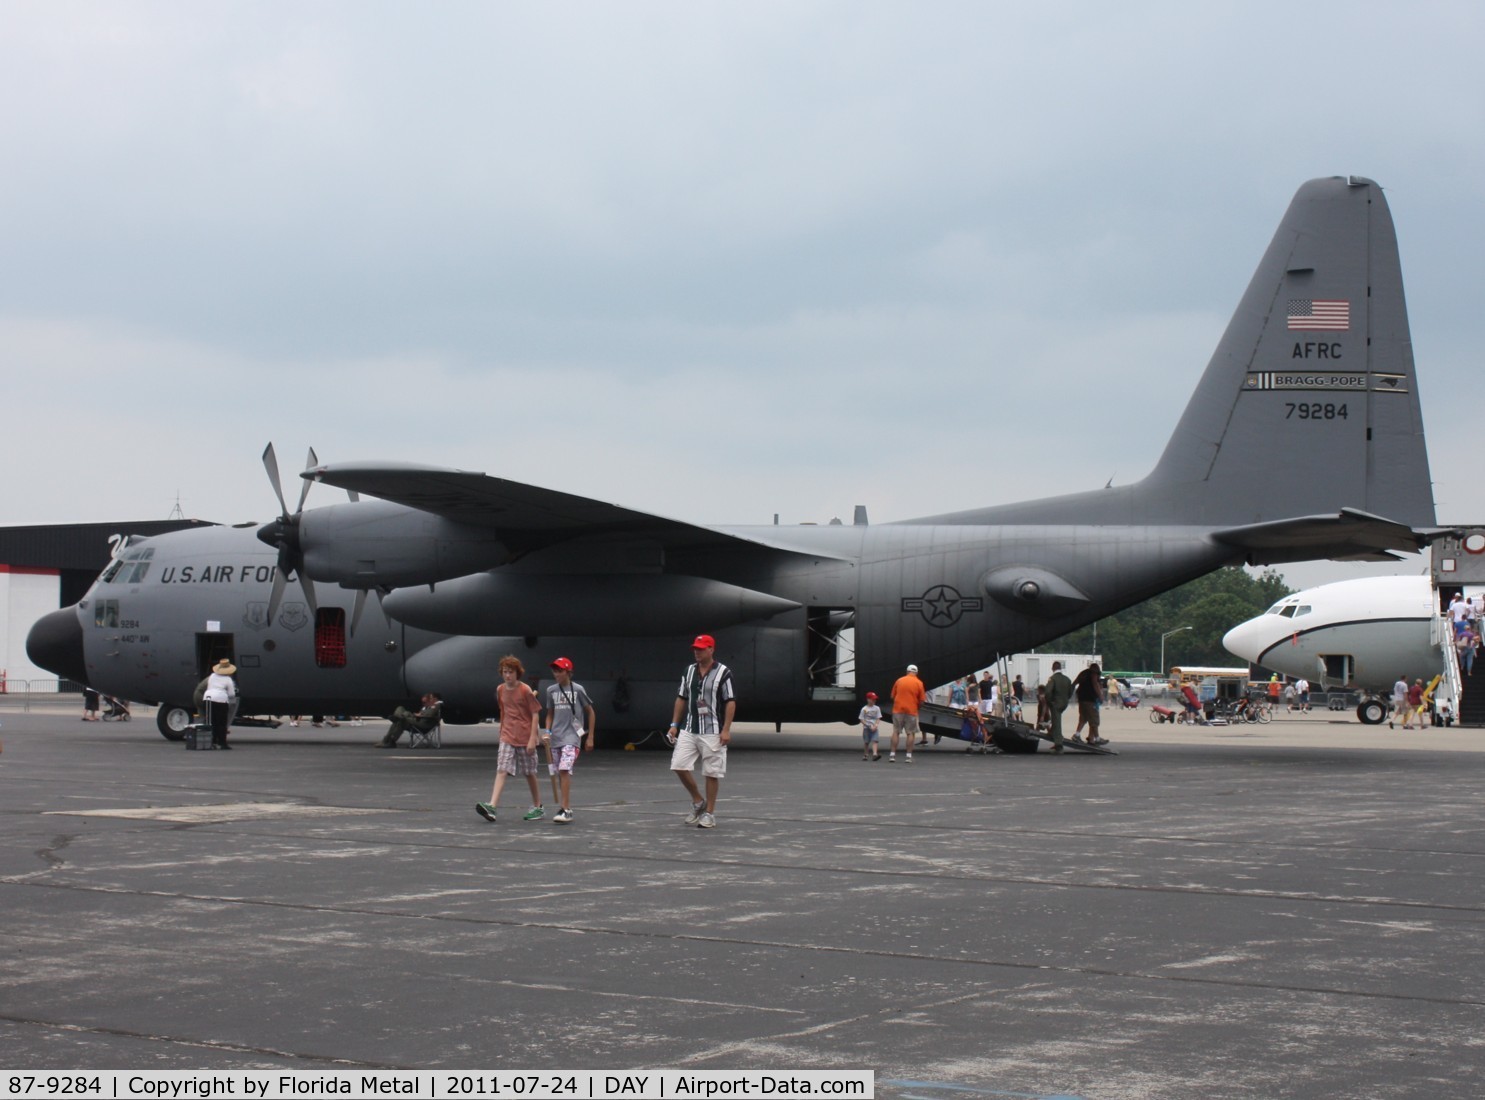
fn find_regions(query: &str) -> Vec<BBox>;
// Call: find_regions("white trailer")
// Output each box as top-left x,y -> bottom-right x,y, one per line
930,652 -> 1103,700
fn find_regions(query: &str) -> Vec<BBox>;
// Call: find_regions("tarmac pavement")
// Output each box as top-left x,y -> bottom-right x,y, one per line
1,701 -> 1483,1098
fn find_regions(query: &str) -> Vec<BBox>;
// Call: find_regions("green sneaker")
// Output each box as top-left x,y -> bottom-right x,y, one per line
523,805 -> 545,821
475,803 -> 496,822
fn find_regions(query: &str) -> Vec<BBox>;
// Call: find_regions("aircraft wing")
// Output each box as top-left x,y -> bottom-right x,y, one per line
305,461 -> 833,556
1211,508 -> 1449,564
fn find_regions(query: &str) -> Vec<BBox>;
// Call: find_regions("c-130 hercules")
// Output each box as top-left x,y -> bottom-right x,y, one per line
29,176 -> 1439,741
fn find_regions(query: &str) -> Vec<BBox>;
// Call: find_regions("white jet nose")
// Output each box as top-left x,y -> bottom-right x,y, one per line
1223,615 -> 1275,663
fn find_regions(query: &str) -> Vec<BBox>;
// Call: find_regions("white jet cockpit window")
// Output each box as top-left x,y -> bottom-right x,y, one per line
1292,605 -> 1313,617
1272,601 -> 1299,618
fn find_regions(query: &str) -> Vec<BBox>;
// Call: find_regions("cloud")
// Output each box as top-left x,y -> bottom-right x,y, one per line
0,0 -> 1481,593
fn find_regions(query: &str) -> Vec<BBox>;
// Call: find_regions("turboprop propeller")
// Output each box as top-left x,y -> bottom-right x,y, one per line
256,443 -> 319,623
258,443 -> 387,635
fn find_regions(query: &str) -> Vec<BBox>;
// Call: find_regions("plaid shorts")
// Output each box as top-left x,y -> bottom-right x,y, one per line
497,743 -> 538,776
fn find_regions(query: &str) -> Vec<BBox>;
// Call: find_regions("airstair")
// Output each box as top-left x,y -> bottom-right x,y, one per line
1432,531 -> 1484,727
1434,611 -> 1467,724
1440,607 -> 1485,728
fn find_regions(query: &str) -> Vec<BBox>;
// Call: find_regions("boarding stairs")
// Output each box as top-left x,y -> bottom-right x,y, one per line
1440,613 -> 1485,727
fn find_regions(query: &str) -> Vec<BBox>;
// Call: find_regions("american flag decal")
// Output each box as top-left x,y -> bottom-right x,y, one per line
1287,299 -> 1350,331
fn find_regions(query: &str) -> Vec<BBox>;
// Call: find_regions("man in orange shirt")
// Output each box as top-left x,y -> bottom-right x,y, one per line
889,664 -> 926,763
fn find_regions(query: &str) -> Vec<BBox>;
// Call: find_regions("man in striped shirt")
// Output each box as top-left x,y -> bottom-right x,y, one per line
667,633 -> 737,829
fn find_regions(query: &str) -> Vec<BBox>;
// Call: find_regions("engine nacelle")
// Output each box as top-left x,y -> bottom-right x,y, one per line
296,500 -> 513,588
384,572 -> 801,636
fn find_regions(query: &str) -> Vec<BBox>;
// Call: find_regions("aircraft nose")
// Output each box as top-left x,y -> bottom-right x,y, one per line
27,606 -> 88,685
1222,615 -> 1269,663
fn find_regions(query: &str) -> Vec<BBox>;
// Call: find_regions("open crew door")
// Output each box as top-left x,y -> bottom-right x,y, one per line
807,606 -> 856,702
1321,653 -> 1354,687
195,632 -> 235,678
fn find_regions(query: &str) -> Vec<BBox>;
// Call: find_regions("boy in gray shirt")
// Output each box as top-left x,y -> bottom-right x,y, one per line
539,657 -> 597,824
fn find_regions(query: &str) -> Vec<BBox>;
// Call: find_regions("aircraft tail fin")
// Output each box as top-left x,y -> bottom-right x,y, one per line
914,177 -> 1435,535
1141,175 -> 1434,527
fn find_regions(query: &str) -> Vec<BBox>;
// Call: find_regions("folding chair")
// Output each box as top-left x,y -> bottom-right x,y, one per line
407,717 -> 442,749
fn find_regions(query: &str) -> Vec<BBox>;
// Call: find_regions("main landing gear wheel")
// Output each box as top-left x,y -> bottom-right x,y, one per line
1357,698 -> 1388,726
157,704 -> 194,741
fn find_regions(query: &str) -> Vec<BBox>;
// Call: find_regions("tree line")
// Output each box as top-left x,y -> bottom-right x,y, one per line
1043,567 -> 1292,673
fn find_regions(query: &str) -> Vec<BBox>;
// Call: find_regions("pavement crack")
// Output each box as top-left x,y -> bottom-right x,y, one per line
33,833 -> 74,873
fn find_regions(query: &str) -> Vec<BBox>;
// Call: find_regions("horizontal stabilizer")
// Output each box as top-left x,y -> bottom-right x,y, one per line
1211,508 -> 1445,564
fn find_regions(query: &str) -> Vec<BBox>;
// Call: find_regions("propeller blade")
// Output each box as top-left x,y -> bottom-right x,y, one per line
266,566 -> 287,625
349,589 -> 367,637
262,443 -> 289,518
297,569 -> 318,617
295,447 -> 316,514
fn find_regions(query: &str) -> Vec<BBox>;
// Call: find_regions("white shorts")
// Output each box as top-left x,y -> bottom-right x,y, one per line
670,729 -> 727,779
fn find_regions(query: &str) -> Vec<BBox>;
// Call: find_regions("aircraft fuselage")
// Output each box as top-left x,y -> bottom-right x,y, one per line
42,519 -> 1238,729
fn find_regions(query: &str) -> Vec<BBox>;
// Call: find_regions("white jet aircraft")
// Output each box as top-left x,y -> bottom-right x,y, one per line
1222,574 -> 1456,723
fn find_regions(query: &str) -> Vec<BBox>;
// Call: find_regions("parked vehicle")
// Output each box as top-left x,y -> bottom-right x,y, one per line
1129,677 -> 1171,698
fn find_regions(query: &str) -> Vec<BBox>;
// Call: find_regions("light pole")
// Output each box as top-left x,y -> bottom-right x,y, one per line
1160,626 -> 1193,679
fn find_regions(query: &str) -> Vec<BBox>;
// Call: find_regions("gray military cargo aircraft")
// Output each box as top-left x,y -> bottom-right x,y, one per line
29,176 -> 1439,741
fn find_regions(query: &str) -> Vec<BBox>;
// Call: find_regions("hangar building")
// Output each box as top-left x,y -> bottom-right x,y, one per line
0,521 -> 211,689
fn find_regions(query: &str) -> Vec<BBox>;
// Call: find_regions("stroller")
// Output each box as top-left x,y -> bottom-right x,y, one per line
955,707 -> 996,754
101,696 -> 132,721
1110,680 -> 1141,709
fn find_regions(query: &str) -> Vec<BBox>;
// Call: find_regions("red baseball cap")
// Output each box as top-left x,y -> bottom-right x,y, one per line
549,656 -> 574,671
691,634 -> 716,649
866,691 -> 878,700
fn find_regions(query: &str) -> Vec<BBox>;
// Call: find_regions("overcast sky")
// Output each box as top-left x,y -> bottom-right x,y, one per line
2,1 -> 1479,590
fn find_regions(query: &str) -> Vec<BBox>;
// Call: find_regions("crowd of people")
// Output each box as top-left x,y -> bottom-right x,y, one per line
1450,592 -> 1481,678
857,659 -> 1116,758
1375,590 -> 1481,730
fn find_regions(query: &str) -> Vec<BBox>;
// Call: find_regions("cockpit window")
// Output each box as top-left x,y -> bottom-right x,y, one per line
1293,605 -> 1312,618
1276,604 -> 1296,618
105,546 -> 154,584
